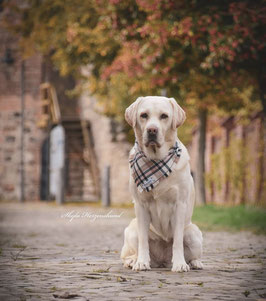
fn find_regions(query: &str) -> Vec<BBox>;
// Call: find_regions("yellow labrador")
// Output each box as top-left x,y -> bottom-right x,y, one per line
121,96 -> 203,272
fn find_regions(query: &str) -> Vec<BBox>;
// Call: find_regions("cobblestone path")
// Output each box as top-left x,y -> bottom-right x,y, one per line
0,203 -> 265,301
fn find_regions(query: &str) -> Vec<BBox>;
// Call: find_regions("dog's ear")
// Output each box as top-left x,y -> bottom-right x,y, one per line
125,97 -> 143,128
169,98 -> 186,129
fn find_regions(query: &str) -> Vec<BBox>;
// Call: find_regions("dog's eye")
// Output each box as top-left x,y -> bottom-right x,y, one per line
160,113 -> 168,119
140,113 -> 148,119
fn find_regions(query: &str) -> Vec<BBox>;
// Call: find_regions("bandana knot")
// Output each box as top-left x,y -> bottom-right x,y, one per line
129,141 -> 182,192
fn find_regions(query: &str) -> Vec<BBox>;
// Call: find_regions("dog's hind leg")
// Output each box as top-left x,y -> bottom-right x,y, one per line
121,218 -> 138,268
183,223 -> 203,270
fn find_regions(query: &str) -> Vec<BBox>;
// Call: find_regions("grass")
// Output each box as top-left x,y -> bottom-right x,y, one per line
192,204 -> 266,234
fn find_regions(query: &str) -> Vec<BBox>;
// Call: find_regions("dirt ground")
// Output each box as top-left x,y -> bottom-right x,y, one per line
0,202 -> 265,301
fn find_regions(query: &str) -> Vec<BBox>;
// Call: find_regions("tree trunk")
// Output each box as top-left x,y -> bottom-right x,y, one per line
258,56 -> 266,205
258,54 -> 266,118
195,108 -> 207,205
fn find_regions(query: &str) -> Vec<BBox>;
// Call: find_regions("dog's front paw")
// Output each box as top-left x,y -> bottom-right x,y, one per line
172,261 -> 190,272
132,260 -> 151,271
123,257 -> 137,268
189,259 -> 203,270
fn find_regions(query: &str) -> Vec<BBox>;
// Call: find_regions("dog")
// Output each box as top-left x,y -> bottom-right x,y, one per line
121,96 -> 203,272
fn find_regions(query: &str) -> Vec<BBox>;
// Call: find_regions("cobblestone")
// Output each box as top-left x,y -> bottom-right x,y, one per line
0,203 -> 265,301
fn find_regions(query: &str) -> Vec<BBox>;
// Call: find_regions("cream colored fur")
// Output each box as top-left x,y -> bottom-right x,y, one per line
121,96 -> 203,272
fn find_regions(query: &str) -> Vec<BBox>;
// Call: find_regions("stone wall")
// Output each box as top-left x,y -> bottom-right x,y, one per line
0,25 -> 44,200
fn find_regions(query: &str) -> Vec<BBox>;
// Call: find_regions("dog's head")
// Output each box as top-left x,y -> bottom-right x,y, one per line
125,96 -> 186,159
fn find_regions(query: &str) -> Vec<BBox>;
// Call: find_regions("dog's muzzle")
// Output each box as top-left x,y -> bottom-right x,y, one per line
145,127 -> 160,147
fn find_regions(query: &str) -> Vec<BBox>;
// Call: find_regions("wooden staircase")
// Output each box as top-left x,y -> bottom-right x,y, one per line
38,82 -> 100,202
62,119 -> 100,202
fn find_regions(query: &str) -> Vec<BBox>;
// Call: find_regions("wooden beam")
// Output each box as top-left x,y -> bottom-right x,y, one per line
81,120 -> 101,200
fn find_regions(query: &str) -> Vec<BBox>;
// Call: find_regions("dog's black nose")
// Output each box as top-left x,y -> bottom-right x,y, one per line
147,127 -> 158,135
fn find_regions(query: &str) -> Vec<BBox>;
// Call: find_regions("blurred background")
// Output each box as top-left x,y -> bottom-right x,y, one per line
0,0 -> 265,216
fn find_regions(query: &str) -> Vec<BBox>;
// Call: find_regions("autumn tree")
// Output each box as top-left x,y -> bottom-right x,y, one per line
92,0 -> 264,203
5,0 -> 265,204
88,0 -> 264,203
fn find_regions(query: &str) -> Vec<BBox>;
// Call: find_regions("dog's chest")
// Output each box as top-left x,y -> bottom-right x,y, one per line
147,190 -> 178,241
133,163 -> 191,240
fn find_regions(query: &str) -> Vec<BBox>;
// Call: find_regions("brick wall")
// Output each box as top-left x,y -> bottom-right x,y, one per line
0,26 -> 44,200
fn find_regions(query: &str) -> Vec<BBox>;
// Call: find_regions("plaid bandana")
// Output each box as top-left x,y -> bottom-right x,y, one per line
129,141 -> 182,192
